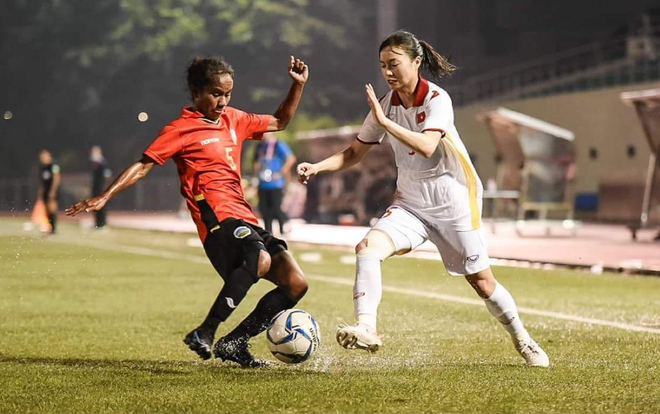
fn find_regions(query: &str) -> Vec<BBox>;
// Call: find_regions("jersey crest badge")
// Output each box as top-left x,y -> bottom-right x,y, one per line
416,111 -> 426,124
230,129 -> 238,145
233,226 -> 251,239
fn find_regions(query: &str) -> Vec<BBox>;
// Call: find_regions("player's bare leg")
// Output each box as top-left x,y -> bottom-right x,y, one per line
466,268 -> 549,367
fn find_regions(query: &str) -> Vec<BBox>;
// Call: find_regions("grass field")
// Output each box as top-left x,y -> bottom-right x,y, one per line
1,217 -> 660,414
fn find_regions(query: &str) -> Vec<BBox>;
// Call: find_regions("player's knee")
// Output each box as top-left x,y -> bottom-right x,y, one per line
256,250 -> 272,278
355,238 -> 369,254
465,272 -> 496,299
286,272 -> 308,301
355,231 -> 394,261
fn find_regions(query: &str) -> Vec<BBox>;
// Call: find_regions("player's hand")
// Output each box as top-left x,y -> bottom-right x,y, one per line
65,196 -> 107,217
288,55 -> 309,85
297,162 -> 318,185
366,84 -> 388,126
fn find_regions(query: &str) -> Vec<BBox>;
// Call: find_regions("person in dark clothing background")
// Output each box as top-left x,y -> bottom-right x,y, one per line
38,149 -> 60,234
253,132 -> 296,235
90,146 -> 112,229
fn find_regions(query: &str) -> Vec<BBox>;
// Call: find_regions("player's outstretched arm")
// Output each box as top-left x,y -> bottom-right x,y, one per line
65,156 -> 155,216
365,83 -> 442,158
267,55 -> 309,132
297,140 -> 372,185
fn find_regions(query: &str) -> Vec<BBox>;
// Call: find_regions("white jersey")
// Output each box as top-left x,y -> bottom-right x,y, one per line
358,78 -> 483,231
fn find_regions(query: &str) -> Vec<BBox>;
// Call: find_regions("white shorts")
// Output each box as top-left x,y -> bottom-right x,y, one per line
372,205 -> 490,276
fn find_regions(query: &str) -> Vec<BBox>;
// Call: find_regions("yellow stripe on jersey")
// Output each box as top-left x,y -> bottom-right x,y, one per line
442,133 -> 481,230
194,194 -> 205,201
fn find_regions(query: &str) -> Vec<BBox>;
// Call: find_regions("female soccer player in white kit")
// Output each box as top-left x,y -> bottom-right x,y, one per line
297,30 -> 549,367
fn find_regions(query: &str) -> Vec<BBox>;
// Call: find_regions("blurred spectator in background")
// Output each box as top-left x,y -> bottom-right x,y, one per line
253,133 -> 296,234
90,146 -> 112,229
37,149 -> 60,234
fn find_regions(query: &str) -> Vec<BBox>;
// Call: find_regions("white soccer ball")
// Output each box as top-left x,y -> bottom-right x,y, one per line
266,309 -> 321,363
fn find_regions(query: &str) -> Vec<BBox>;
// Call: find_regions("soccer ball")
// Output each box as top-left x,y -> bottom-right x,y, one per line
266,309 -> 321,363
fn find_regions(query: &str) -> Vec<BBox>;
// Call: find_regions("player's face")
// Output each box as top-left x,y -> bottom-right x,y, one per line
39,151 -> 52,164
193,74 -> 234,120
379,46 -> 422,91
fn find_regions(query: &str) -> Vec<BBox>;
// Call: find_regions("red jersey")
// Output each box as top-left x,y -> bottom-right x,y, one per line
144,106 -> 271,242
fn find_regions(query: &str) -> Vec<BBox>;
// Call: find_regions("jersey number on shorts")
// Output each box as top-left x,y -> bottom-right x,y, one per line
225,148 -> 237,171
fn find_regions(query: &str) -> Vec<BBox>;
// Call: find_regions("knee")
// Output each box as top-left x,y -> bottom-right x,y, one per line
291,274 -> 309,301
285,270 -> 308,301
355,238 -> 369,255
355,231 -> 394,261
256,250 -> 272,278
465,272 -> 496,299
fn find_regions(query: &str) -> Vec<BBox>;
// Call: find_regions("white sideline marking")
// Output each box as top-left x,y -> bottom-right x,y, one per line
308,275 -> 660,335
50,237 -> 660,335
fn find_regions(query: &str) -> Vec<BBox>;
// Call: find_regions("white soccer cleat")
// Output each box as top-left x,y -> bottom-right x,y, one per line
515,338 -> 550,367
336,324 -> 383,353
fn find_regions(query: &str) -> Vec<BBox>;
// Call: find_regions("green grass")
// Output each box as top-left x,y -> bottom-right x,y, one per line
1,218 -> 659,413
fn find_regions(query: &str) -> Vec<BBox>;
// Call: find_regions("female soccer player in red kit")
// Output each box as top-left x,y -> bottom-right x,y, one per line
67,55 -> 309,367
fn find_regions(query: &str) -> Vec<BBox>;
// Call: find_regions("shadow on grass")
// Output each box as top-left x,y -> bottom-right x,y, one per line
0,353 -> 199,375
0,352 -> 528,377
0,353 -> 335,377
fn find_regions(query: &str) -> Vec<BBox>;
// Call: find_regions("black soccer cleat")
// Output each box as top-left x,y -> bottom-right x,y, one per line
183,328 -> 214,360
213,336 -> 270,368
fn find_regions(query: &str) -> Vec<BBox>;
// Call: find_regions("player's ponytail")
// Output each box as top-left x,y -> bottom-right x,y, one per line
379,30 -> 456,81
418,39 -> 456,80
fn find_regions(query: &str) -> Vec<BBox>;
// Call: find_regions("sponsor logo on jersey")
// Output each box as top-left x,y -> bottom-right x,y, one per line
230,129 -> 237,145
233,226 -> 252,239
467,254 -> 480,263
353,292 -> 365,300
225,297 -> 237,309
200,137 -> 219,146
416,111 -> 426,124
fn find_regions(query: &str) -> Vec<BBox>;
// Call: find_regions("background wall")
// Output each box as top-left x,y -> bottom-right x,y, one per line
455,80 -> 660,195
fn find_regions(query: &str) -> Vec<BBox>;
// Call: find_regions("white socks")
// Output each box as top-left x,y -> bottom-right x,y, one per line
353,257 -> 529,341
484,283 -> 530,342
354,256 -> 382,331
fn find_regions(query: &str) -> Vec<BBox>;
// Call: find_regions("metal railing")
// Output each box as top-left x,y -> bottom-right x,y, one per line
446,26 -> 660,107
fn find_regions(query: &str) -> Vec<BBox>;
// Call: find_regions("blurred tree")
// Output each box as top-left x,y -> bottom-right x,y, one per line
0,0 -> 375,177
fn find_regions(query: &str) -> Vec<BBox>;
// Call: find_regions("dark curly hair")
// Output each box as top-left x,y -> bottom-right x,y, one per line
186,56 -> 234,99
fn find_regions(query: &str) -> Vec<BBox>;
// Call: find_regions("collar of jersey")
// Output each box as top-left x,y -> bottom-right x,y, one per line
180,107 -> 222,125
391,76 -> 429,108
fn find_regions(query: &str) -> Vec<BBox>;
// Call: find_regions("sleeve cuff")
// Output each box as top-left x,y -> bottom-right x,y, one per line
356,136 -> 381,145
421,128 -> 446,137
143,151 -> 166,166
